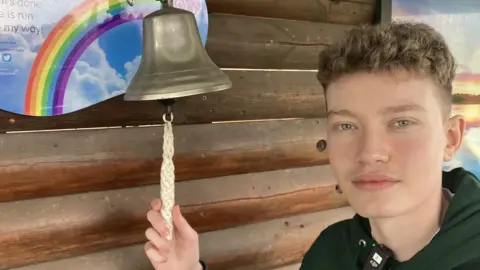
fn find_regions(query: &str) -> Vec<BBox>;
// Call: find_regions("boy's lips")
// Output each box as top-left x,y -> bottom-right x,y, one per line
352,173 -> 400,190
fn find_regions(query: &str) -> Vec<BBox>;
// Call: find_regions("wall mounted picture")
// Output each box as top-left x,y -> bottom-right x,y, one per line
0,0 -> 209,116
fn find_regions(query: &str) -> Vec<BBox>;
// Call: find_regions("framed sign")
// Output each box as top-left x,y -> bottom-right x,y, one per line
0,0 -> 209,116
379,0 -> 480,177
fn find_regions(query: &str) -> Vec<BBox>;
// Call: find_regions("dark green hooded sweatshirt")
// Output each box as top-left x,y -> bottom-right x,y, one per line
300,167 -> 480,270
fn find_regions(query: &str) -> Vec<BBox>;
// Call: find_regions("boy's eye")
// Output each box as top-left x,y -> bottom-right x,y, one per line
339,123 -> 354,130
394,120 -> 410,127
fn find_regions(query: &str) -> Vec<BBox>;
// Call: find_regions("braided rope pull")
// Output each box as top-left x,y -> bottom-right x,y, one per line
160,112 -> 175,241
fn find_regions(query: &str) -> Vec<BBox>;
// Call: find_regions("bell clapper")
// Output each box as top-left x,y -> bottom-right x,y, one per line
159,98 -> 176,241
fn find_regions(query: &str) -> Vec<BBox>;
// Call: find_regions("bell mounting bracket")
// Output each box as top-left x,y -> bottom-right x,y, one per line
127,0 -> 172,7
159,99 -> 176,121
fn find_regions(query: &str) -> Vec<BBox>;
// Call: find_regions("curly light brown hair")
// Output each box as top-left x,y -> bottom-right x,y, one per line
317,21 -> 456,113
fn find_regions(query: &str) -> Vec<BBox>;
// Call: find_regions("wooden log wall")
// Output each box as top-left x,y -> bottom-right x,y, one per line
0,0 -> 376,269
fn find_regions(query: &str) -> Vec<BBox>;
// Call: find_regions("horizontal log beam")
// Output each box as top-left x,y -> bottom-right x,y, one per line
0,141 -> 328,203
0,119 -> 328,202
0,165 -> 337,232
0,70 -> 325,133
206,14 -> 353,70
207,0 -> 375,25
0,186 -> 348,269
201,207 -> 354,269
9,208 -> 354,270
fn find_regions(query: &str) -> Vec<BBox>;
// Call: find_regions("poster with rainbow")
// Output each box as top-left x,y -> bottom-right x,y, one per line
0,0 -> 208,116
392,0 -> 480,178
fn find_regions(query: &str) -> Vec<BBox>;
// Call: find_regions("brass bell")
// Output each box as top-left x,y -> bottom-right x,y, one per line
124,3 -> 232,101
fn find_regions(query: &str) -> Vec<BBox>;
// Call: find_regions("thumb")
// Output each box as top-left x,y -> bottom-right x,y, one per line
172,205 -> 197,241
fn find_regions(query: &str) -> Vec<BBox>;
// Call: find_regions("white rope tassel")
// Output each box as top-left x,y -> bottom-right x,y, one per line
161,113 -> 175,241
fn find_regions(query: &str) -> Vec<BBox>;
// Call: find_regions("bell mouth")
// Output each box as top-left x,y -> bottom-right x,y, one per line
124,67 -> 232,101
124,84 -> 231,101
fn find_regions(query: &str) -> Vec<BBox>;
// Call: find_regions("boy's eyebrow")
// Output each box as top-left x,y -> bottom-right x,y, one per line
327,104 -> 426,118
327,109 -> 354,118
380,104 -> 427,114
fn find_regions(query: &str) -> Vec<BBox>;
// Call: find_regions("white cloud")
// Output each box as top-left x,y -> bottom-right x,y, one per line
124,55 -> 141,83
62,40 -> 129,113
173,0 -> 202,16
61,69 -> 92,113
61,39 -> 146,114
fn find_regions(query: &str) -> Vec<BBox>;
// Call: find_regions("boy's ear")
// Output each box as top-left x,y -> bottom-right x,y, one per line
443,115 -> 466,162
